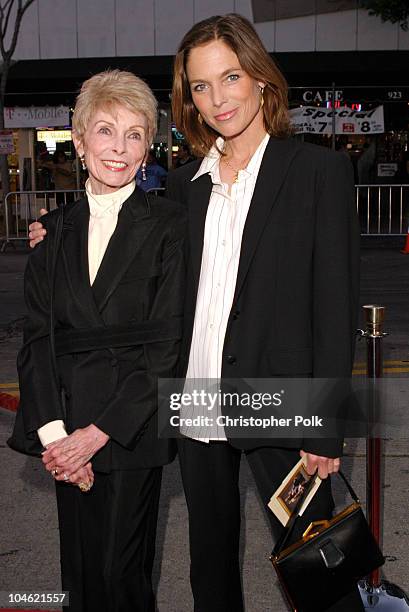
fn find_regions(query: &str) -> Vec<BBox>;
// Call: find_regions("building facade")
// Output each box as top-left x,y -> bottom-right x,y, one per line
5,0 -> 409,189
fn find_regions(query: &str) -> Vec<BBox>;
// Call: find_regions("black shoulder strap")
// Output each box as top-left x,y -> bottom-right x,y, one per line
143,190 -> 152,215
48,207 -> 65,419
272,470 -> 361,556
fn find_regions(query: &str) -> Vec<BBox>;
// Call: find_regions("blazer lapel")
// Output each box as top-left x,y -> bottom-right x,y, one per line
187,172 -> 213,292
233,137 -> 301,302
61,199 -> 102,325
91,188 -> 159,313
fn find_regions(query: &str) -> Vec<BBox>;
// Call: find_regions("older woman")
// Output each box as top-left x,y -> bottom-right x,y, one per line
9,69 -> 185,612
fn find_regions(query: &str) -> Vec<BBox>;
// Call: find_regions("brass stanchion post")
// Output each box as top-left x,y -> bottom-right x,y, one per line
358,305 -> 409,609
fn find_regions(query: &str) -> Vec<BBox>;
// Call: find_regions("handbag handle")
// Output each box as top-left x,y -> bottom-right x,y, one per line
272,469 -> 361,556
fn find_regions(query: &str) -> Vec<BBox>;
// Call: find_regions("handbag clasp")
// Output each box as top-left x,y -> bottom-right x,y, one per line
303,520 -> 330,540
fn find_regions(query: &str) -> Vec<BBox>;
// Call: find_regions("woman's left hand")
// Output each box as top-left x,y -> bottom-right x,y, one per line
42,424 -> 110,478
300,449 -> 341,479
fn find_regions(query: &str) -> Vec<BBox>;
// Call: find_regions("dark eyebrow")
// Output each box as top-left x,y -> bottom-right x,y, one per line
220,67 -> 242,77
189,66 -> 242,85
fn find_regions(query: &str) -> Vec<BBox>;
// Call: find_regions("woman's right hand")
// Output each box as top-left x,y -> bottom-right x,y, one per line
43,424 -> 109,478
29,208 -> 48,247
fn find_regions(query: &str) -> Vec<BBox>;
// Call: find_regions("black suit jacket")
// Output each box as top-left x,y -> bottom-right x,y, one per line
166,137 -> 360,458
8,188 -> 186,472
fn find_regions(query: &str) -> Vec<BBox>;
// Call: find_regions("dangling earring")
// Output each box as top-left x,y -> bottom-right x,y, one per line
259,86 -> 264,108
80,155 -> 87,170
198,113 -> 203,125
141,161 -> 147,181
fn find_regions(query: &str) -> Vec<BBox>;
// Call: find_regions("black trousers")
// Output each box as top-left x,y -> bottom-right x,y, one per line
55,467 -> 162,612
178,438 -> 365,612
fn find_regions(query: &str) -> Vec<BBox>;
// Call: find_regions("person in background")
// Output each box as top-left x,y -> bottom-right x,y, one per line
39,150 -> 77,206
9,69 -> 185,612
335,138 -> 350,159
175,142 -> 195,168
36,142 -> 53,190
136,150 -> 167,191
357,140 -> 376,185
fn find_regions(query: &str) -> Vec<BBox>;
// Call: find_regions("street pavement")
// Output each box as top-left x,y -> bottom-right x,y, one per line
0,241 -> 408,611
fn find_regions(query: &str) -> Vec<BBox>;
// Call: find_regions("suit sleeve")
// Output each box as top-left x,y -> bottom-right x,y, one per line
165,170 -> 181,202
302,152 -> 360,458
16,221 -> 66,440
94,214 -> 186,448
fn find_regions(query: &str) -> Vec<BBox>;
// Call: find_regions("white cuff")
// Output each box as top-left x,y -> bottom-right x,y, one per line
37,420 -> 68,447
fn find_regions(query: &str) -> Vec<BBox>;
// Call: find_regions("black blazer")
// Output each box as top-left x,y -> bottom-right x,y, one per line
8,188 -> 186,472
166,137 -> 360,458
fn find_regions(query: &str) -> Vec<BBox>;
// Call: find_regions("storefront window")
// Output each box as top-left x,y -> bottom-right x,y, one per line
35,128 -> 79,191
289,86 -> 409,185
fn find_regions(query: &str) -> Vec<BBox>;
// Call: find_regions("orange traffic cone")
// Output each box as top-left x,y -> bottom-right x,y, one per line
402,232 -> 409,254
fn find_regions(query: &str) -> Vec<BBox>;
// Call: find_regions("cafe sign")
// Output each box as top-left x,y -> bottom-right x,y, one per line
4,105 -> 70,128
301,89 -> 344,104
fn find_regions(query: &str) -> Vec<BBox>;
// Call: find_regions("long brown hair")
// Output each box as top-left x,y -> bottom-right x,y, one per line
172,13 -> 291,157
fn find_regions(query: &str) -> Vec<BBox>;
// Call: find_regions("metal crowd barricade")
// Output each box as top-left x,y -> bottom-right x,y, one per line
1,185 -> 408,251
0,190 -> 84,252
356,184 -> 409,236
150,185 -> 409,235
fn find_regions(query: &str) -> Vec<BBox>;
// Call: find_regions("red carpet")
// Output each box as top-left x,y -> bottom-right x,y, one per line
0,389 -> 19,412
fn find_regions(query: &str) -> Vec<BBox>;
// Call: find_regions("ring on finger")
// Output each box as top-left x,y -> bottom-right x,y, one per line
78,481 -> 93,493
63,473 -> 69,482
51,468 -> 59,477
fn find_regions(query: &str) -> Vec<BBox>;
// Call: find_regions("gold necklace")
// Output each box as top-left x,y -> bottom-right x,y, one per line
222,153 -> 252,183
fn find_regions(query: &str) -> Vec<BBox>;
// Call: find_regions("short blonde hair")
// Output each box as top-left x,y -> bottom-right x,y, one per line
172,14 -> 291,156
72,69 -> 157,144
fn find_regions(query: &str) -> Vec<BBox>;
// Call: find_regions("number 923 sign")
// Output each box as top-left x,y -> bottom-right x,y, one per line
290,105 -> 384,135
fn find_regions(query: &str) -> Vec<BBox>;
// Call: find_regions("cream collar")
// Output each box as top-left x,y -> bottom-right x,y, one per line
85,179 -> 136,218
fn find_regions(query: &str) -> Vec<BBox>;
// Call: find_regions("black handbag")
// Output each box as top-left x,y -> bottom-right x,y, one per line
270,470 -> 384,612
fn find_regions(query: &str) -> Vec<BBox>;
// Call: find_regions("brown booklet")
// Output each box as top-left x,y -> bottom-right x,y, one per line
268,457 -> 322,526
